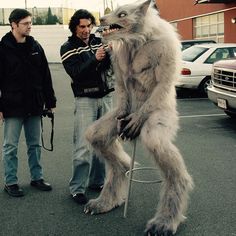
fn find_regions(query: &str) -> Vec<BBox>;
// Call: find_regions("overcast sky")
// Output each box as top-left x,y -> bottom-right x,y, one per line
0,0 -> 137,12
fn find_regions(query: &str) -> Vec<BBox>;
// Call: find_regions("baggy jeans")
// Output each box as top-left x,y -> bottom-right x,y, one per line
69,94 -> 112,195
2,116 -> 43,185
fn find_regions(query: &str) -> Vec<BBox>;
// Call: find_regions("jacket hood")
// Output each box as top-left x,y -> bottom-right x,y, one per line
1,31 -> 35,49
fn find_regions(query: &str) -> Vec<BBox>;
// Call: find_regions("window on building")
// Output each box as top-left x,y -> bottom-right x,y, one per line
194,12 -> 224,43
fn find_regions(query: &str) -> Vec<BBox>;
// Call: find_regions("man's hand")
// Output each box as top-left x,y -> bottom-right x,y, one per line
48,108 -> 55,114
95,46 -> 106,61
47,108 -> 55,118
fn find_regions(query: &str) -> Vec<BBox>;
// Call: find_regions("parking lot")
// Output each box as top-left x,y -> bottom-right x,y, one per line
0,64 -> 235,236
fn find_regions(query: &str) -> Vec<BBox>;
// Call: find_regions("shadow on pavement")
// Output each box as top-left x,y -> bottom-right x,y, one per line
176,88 -> 207,99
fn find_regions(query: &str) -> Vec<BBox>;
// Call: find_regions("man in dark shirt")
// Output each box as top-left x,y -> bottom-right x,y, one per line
0,8 -> 57,197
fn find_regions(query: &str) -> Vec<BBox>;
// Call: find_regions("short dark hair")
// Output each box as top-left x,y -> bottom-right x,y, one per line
69,9 -> 96,35
9,8 -> 32,24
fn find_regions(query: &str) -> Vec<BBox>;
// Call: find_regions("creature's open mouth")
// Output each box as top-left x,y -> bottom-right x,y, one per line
96,24 -> 123,35
109,24 -> 123,30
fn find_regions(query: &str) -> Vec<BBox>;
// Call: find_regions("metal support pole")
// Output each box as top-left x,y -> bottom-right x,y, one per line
123,140 -> 136,218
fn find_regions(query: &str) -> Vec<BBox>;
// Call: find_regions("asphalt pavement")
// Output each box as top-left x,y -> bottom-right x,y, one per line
0,64 -> 235,236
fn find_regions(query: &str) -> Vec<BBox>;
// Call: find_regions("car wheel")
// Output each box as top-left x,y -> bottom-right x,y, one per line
199,76 -> 211,96
224,110 -> 236,118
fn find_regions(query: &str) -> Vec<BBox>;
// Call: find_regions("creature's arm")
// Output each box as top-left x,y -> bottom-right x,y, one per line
115,75 -> 130,119
111,55 -> 131,119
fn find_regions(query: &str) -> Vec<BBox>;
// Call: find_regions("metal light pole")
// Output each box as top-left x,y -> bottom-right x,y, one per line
25,0 -> 27,9
111,0 -> 113,11
103,0 -> 105,15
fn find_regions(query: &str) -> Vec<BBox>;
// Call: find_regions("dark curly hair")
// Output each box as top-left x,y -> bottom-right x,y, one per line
69,9 -> 96,35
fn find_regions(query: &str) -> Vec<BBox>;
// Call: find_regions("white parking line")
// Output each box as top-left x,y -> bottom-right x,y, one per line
180,113 -> 226,118
178,98 -> 208,101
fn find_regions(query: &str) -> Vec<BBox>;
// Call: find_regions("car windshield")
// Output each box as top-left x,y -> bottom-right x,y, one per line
182,46 -> 208,62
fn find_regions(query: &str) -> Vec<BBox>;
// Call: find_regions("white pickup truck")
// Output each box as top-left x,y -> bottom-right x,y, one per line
207,59 -> 236,118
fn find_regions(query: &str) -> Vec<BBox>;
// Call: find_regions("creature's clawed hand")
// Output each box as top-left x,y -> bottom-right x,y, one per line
117,112 -> 146,140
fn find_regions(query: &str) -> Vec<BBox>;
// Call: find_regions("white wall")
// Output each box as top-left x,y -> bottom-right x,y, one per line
0,25 -> 71,63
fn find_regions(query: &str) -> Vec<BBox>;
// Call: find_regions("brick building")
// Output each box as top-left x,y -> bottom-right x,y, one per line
156,0 -> 236,43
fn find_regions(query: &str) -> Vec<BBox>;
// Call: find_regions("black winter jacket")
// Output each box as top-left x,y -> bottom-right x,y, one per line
60,34 -> 114,98
0,32 -> 56,118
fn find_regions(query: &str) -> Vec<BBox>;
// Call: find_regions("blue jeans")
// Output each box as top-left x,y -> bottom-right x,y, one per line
69,94 -> 113,195
2,116 -> 43,185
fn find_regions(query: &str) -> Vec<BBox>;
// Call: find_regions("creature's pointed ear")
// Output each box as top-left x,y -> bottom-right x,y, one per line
139,0 -> 151,15
151,0 -> 159,12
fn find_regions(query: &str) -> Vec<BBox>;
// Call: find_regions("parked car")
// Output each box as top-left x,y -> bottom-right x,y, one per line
181,39 -> 216,51
207,58 -> 236,118
176,44 -> 236,95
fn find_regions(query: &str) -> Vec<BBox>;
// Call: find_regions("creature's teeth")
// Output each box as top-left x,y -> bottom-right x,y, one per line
103,28 -> 120,36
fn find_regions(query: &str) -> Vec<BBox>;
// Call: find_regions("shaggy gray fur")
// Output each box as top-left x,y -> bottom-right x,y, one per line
84,1 -> 193,235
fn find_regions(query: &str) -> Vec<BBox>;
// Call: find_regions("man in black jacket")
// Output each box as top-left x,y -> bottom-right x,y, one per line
0,9 -> 57,197
60,9 -> 114,204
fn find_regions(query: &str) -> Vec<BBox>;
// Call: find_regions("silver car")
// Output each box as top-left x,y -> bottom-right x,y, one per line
176,44 -> 236,95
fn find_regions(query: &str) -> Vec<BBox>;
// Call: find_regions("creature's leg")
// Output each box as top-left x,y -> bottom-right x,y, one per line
84,111 -> 131,214
142,111 -> 193,236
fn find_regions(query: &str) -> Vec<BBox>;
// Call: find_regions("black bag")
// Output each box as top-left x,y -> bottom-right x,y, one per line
41,109 -> 54,151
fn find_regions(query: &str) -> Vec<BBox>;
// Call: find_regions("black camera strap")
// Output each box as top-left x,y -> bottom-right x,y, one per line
41,114 -> 54,151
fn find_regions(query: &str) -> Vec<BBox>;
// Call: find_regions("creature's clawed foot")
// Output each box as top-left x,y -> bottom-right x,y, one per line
84,197 -> 120,215
144,227 -> 173,236
144,217 -> 175,236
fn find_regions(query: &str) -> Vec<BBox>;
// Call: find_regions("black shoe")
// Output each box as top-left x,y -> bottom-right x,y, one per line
72,193 -> 88,205
88,184 -> 103,192
4,184 -> 24,197
30,179 -> 52,191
